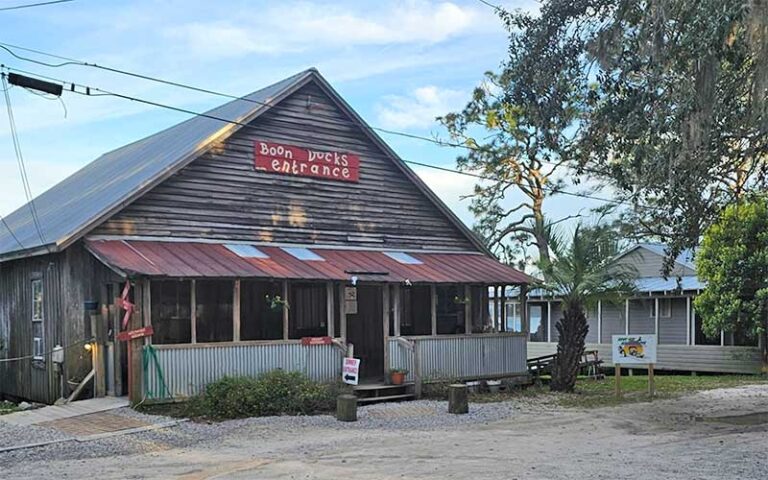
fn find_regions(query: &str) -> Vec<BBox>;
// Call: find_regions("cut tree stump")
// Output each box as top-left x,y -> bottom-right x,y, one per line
336,394 -> 358,422
448,384 -> 468,414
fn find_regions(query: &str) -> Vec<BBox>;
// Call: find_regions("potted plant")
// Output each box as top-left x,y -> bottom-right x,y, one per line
389,368 -> 408,385
265,294 -> 289,312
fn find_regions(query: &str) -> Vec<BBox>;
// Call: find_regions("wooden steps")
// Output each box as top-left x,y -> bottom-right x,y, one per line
353,382 -> 415,404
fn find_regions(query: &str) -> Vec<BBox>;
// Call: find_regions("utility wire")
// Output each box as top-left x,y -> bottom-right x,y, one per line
0,0 -> 74,12
0,64 -> 647,212
0,41 -> 615,179
1,73 -> 46,247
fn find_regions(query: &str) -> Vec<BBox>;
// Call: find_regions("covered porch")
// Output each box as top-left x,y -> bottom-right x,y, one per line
86,239 -> 532,401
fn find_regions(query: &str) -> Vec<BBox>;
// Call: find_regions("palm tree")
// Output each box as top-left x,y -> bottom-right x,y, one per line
538,224 -> 636,392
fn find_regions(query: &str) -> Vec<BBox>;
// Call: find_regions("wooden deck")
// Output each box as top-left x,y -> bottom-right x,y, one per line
527,342 -> 762,374
0,396 -> 128,426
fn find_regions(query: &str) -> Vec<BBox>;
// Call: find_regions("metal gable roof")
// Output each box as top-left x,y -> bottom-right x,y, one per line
0,68 -> 491,261
0,69 -> 314,260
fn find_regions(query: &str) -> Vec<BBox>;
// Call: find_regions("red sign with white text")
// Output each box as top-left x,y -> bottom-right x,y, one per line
301,336 -> 333,346
254,141 -> 360,182
117,325 -> 154,342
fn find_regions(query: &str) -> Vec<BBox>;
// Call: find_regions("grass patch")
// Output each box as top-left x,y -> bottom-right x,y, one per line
557,374 -> 768,409
0,400 -> 19,416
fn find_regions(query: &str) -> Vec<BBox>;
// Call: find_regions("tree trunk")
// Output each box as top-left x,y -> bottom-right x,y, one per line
550,298 -> 589,392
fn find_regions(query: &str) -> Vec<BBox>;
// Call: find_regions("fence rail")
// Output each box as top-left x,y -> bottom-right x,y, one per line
145,341 -> 343,399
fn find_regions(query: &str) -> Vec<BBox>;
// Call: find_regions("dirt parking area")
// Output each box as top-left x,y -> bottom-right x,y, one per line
2,383 -> 767,479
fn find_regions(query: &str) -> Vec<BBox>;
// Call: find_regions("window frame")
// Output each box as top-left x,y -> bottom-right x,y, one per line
659,298 -> 672,318
31,277 -> 44,360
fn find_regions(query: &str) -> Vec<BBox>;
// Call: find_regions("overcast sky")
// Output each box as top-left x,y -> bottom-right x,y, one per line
0,0 -> 603,234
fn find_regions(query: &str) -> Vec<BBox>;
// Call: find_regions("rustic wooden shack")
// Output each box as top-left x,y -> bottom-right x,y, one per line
0,69 -> 532,404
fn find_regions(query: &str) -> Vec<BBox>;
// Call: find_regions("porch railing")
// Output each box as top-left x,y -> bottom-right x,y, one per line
144,341 -> 344,400
389,333 -> 528,384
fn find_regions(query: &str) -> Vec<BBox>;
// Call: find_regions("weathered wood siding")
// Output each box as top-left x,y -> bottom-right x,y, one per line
0,242 -> 120,403
528,342 -> 762,374
0,252 -> 63,403
92,81 -> 475,252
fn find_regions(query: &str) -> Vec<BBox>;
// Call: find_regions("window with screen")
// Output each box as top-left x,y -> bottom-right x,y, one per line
289,283 -> 327,338
151,280 -> 191,344
400,285 -> 432,335
436,285 -> 465,334
241,280 -> 284,340
196,280 -> 233,342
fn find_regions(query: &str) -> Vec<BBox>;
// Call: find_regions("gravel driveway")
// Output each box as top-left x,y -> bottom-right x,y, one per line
1,384 -> 767,479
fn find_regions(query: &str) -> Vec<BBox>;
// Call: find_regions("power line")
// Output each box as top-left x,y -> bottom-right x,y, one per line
0,64 -> 646,212
0,0 -> 74,12
1,73 -> 46,247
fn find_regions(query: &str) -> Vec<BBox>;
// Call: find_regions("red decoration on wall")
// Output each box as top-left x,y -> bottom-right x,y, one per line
301,336 -> 333,346
116,281 -> 134,329
254,140 -> 360,182
117,325 -> 154,342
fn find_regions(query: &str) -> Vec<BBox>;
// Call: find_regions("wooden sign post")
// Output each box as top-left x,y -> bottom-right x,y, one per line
118,325 -> 154,405
612,335 -> 658,401
648,363 -> 655,399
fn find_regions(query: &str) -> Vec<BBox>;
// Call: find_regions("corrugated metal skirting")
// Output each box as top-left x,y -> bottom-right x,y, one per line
145,342 -> 343,399
389,334 -> 528,382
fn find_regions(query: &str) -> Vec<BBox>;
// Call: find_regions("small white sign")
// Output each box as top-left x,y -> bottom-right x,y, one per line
342,357 -> 361,385
612,334 -> 657,365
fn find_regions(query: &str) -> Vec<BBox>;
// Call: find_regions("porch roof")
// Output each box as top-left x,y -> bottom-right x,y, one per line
85,239 -> 533,284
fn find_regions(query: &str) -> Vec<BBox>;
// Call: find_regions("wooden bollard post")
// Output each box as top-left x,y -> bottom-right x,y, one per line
648,364 -> 655,399
448,384 -> 468,414
615,364 -> 622,399
336,394 -> 358,422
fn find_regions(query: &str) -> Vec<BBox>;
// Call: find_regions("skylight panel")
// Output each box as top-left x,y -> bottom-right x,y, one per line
384,251 -> 423,265
282,247 -> 324,261
225,244 -> 269,259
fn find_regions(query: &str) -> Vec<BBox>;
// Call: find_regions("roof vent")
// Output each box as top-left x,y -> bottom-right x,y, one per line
225,244 -> 269,259
384,252 -> 423,265
282,247 -> 324,261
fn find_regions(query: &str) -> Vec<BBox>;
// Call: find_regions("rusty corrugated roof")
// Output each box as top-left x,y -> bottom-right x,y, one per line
85,240 -> 533,284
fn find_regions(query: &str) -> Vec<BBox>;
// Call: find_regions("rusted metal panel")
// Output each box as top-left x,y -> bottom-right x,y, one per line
85,240 -> 533,284
388,334 -> 527,382
145,341 -> 344,399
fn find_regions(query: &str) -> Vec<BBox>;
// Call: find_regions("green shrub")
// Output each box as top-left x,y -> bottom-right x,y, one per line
193,370 -> 346,420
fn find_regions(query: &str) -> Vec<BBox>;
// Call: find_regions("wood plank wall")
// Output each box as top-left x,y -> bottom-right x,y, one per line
0,243 -> 122,403
92,82 -> 476,252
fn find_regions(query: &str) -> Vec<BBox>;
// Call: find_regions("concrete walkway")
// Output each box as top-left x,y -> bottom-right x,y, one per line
0,397 -> 128,426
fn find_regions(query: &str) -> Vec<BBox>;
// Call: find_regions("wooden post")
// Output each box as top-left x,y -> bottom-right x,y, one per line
519,284 -> 528,335
392,285 -> 401,337
464,285 -> 472,334
546,300 -> 552,343
597,300 -> 603,344
90,313 -> 106,398
336,394 -> 358,422
448,384 -> 468,414
282,280 -> 289,340
685,296 -> 692,345
413,342 -> 422,398
691,304 -> 697,346
648,363 -> 655,399
430,285 -> 437,336
190,279 -> 197,344
500,285 -> 507,332
494,286 -> 500,331
326,282 -> 335,338
383,285 -> 390,376
338,283 -> 346,341
624,299 -> 630,335
128,281 -> 144,406
614,364 -> 622,399
233,280 -> 241,342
